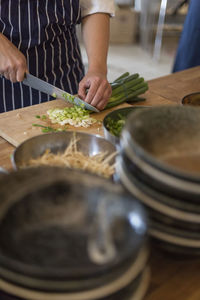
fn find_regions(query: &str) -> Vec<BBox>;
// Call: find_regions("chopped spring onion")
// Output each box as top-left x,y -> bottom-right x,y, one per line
106,115 -> 126,137
32,123 -> 67,133
47,106 -> 97,127
52,93 -> 57,98
62,92 -> 75,104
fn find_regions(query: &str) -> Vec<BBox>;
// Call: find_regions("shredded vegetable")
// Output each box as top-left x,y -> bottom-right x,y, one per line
23,135 -> 116,178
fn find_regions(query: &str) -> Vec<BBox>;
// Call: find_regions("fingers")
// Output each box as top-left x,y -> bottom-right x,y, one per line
96,89 -> 112,110
1,61 -> 26,82
96,99 -> 107,111
16,64 -> 27,82
79,76 -> 112,111
94,85 -> 112,110
3,69 -> 16,82
0,35 -> 27,83
78,79 -> 89,100
83,77 -> 101,104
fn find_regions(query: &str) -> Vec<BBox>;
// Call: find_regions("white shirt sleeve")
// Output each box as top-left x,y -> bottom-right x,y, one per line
80,0 -> 115,18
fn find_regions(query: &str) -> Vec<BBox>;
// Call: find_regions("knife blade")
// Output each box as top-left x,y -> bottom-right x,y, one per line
22,73 -> 99,113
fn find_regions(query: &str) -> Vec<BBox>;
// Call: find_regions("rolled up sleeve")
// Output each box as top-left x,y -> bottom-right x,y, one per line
80,0 -> 115,18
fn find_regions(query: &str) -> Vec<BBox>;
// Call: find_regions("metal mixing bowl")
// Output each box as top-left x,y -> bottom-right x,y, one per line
12,131 -> 116,173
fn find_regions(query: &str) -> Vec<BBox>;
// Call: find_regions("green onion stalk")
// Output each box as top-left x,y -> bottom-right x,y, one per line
104,72 -> 148,110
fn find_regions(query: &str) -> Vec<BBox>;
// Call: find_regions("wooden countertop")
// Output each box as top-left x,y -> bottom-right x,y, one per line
1,66 -> 200,299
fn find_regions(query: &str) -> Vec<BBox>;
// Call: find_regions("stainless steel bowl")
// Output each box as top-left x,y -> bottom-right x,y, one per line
12,131 -> 116,171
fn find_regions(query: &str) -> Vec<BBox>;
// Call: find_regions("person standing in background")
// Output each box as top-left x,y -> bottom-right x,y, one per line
172,0 -> 200,72
0,0 -> 115,112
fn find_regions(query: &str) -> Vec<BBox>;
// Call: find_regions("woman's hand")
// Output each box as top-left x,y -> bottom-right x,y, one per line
78,71 -> 112,110
0,33 -> 27,82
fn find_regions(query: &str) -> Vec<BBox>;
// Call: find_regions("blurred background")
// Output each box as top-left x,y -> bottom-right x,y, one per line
78,0 -> 189,82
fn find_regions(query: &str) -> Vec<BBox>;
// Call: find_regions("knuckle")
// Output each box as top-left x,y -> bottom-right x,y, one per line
93,77 -> 101,85
6,63 -> 16,73
102,78 -> 108,85
78,93 -> 84,100
0,63 -> 7,74
15,59 -> 25,69
79,82 -> 85,89
4,64 -> 11,72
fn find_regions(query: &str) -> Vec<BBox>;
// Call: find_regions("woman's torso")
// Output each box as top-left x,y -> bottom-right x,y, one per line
0,0 -> 84,112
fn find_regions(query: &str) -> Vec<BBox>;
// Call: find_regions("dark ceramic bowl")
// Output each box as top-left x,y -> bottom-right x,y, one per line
117,156 -> 200,226
120,106 -> 200,200
117,155 -> 200,215
0,167 -> 8,181
121,148 -> 200,202
0,263 -> 150,300
117,157 -> 200,256
149,221 -> 200,256
182,92 -> 200,106
0,167 -> 7,173
0,167 -> 148,295
103,106 -> 150,146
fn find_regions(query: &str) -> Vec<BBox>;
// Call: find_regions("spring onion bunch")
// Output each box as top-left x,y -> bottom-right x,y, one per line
47,106 -> 97,127
105,72 -> 148,109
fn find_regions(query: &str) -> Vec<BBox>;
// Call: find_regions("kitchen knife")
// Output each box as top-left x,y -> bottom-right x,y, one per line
23,73 -> 99,113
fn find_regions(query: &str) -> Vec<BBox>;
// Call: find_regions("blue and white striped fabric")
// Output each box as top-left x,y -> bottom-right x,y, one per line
0,0 -> 84,113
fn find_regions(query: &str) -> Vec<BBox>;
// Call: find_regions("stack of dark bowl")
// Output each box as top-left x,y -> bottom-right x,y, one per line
117,105 -> 200,255
0,167 -> 150,300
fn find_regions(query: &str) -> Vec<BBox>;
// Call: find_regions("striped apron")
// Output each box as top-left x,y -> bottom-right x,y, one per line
0,0 -> 84,113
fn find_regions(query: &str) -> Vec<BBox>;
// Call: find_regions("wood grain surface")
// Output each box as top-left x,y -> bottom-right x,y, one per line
1,66 -> 200,300
0,100 -> 133,147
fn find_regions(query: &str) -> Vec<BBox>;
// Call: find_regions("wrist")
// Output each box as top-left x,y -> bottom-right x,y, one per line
87,64 -> 107,76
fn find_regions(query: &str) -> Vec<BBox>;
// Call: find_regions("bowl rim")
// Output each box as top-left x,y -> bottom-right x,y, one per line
0,247 -> 149,297
0,166 -> 148,284
103,106 -> 151,139
117,156 -> 200,223
182,92 -> 200,105
121,106 -> 200,184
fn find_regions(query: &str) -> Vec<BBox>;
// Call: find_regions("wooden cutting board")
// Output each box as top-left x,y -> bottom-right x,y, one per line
0,100 -> 132,147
